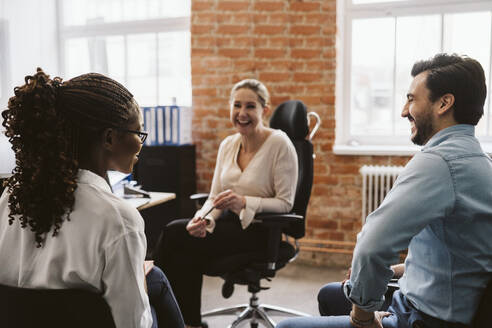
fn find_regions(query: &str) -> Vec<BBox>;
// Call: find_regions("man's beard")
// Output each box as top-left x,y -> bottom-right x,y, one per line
411,111 -> 435,146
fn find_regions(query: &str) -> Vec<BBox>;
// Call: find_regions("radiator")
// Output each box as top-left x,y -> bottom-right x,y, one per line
360,165 -> 404,223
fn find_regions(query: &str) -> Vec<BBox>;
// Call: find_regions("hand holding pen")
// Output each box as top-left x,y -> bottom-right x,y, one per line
186,205 -> 215,238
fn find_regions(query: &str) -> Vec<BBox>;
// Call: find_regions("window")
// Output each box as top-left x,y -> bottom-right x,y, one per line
335,0 -> 492,155
58,0 -> 191,107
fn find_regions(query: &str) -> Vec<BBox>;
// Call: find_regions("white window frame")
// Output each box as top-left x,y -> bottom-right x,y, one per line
55,0 -> 190,106
335,0 -> 492,156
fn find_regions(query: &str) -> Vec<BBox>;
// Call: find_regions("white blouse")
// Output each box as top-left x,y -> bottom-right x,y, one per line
196,129 -> 298,231
0,169 -> 152,328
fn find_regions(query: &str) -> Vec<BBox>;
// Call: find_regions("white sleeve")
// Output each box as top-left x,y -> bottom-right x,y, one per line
102,231 -> 153,328
239,137 -> 298,229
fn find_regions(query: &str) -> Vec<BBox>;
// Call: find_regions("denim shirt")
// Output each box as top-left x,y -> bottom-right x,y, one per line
344,124 -> 492,324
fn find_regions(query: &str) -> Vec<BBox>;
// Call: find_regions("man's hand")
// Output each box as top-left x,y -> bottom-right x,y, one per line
186,217 -> 208,238
213,189 -> 246,215
390,263 -> 405,279
350,305 -> 391,328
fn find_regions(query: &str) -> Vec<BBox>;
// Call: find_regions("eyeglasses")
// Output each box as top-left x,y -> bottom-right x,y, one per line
118,129 -> 148,144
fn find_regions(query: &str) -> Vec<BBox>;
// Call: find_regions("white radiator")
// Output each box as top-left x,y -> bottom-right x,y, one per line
360,165 -> 404,223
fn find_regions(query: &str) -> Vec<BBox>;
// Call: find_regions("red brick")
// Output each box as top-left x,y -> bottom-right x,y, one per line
254,25 -> 285,35
289,2 -> 321,12
191,48 -> 215,56
292,49 -> 321,59
267,37 -> 289,48
193,36 -> 216,48
269,13 -> 289,24
255,49 -> 286,58
254,2 -> 285,11
331,164 -> 361,175
193,12 -> 217,24
290,25 -> 321,35
217,24 -> 250,34
217,1 -> 250,11
314,175 -> 338,185
218,48 -> 249,58
191,24 -> 214,34
218,13 -> 253,24
233,37 -> 255,47
293,72 -> 322,82
194,88 -> 217,97
309,219 -> 338,229
192,1 -> 214,12
233,60 -> 257,70
258,72 -> 290,82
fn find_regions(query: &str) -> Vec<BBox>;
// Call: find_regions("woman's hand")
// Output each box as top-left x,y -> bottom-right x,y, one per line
186,217 -> 208,238
213,189 -> 246,215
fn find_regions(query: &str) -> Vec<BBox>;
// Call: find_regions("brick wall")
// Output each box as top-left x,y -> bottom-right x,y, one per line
191,0 -> 410,267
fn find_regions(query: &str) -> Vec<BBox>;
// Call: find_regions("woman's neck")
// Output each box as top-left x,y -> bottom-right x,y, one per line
240,126 -> 271,154
77,148 -> 109,179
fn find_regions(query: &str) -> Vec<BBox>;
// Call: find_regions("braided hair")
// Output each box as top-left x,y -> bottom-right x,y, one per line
1,68 -> 138,247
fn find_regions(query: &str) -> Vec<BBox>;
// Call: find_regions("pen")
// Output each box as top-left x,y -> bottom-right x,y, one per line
202,206 -> 215,219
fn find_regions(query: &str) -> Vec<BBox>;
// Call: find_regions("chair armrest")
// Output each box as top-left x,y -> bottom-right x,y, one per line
190,193 -> 209,207
254,212 -> 303,224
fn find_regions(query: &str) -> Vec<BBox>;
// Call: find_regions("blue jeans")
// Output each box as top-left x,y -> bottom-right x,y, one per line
146,266 -> 185,328
277,283 -> 451,328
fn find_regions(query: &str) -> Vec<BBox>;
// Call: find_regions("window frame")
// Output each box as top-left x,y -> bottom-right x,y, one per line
335,0 -> 492,156
55,0 -> 191,106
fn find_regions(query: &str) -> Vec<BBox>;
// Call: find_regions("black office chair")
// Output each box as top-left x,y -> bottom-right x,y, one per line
192,100 -> 320,328
0,284 -> 116,328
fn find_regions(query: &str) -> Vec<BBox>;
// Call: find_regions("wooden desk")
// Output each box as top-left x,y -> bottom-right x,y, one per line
124,192 -> 176,211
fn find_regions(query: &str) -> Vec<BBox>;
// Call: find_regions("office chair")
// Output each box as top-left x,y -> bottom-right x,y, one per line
0,283 -> 116,328
192,100 -> 321,328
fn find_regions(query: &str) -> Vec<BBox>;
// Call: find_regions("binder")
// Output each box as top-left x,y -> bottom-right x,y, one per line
143,107 -> 152,146
165,106 -> 171,144
142,105 -> 191,146
156,106 -> 165,145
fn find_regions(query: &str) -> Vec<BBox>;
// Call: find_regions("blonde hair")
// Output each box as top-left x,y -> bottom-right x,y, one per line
230,79 -> 270,108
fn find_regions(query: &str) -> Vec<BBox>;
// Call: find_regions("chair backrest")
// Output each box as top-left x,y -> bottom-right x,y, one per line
0,284 -> 116,328
472,277 -> 492,327
270,100 -> 314,239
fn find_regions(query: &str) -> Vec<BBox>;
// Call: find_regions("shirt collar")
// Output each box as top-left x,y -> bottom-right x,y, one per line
422,124 -> 475,151
77,169 -> 112,193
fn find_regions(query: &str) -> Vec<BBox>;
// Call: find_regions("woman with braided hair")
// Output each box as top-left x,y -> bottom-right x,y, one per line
0,68 -> 184,328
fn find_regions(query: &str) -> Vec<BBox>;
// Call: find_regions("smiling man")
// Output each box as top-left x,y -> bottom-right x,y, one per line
278,54 -> 492,328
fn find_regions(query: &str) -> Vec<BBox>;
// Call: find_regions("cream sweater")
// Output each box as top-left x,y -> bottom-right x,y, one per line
196,129 -> 298,231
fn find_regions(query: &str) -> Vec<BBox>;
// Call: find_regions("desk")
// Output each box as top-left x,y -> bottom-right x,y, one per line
124,192 -> 176,211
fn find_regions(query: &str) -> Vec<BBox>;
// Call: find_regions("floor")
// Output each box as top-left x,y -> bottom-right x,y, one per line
200,263 -> 346,327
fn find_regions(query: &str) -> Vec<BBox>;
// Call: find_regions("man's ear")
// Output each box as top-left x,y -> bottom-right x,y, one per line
437,93 -> 455,115
101,128 -> 115,151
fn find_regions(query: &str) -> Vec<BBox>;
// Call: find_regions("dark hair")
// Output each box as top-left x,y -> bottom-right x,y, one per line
1,68 -> 138,247
411,53 -> 486,125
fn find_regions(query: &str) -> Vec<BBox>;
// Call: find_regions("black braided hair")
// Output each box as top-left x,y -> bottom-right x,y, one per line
1,68 -> 138,247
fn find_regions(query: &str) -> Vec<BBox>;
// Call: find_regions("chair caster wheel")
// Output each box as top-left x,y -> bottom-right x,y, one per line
222,281 -> 234,298
250,323 -> 258,328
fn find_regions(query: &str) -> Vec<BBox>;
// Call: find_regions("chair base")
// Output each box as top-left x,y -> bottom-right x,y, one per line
202,293 -> 309,328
